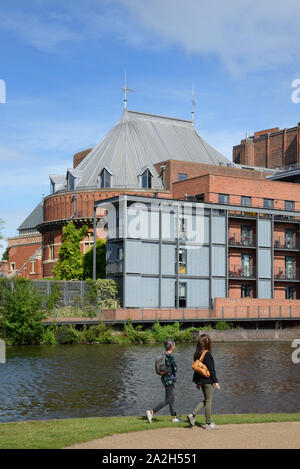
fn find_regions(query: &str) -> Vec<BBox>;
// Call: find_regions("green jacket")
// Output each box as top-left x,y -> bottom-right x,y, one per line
161,353 -> 177,387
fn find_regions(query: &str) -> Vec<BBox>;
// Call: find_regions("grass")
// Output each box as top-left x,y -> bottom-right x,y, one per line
0,413 -> 299,449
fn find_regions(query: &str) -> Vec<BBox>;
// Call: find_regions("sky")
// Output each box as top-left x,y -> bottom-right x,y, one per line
1,0 -> 300,256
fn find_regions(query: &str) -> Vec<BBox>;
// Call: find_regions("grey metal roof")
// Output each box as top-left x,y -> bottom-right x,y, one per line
18,202 -> 43,232
72,109 -> 233,190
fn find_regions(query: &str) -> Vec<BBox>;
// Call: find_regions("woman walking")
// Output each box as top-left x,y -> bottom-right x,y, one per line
187,333 -> 220,429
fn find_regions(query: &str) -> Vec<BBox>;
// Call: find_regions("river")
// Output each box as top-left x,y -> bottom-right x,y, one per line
0,342 -> 299,422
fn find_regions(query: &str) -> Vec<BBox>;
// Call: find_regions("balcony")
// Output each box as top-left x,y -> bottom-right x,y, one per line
274,239 -> 299,250
229,265 -> 256,279
228,235 -> 256,248
274,267 -> 300,281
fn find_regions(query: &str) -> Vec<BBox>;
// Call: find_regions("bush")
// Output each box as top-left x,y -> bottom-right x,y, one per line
215,320 -> 231,330
123,321 -> 155,344
0,278 -> 46,345
56,325 -> 80,344
42,327 -> 57,345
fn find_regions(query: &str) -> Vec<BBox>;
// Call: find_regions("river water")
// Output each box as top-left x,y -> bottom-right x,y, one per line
0,342 -> 299,423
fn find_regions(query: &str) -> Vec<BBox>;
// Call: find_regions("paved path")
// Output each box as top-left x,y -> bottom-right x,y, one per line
65,421 -> 300,449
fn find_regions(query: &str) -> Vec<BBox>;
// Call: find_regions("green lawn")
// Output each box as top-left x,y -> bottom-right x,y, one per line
0,413 -> 299,449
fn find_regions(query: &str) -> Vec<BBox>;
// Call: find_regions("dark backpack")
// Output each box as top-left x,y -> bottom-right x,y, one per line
155,352 -> 170,376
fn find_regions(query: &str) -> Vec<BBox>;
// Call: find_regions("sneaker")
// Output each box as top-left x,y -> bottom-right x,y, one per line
172,417 -> 184,423
205,422 -> 219,430
146,410 -> 153,423
187,414 -> 195,426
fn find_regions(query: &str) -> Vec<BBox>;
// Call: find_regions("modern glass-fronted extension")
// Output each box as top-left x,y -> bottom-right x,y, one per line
93,194 -> 300,308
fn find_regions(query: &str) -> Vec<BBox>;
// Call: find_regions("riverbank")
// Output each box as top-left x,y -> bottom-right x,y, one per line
192,328 -> 300,341
0,413 -> 299,449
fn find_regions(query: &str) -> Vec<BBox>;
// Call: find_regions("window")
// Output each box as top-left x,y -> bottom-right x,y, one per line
179,218 -> 186,239
285,256 -> 295,279
67,173 -> 75,191
178,173 -> 188,181
286,286 -> 295,299
241,285 -> 253,298
141,169 -> 152,189
241,196 -> 251,207
241,254 -> 252,277
49,237 -> 54,260
285,200 -> 295,211
31,261 -> 35,274
218,193 -> 229,204
195,193 -> 204,202
241,225 -> 252,246
99,168 -> 111,188
285,229 -> 294,249
176,282 -> 187,307
263,198 -> 273,209
10,262 -> 16,272
84,233 -> 94,253
177,248 -> 187,274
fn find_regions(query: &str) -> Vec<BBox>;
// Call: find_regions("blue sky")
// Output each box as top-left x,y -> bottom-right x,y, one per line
1,0 -> 300,256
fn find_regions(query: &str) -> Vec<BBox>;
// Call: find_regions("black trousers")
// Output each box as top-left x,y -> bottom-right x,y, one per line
153,384 -> 176,416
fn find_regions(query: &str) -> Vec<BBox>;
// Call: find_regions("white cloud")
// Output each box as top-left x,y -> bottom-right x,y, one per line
3,1 -> 300,74
115,0 -> 300,75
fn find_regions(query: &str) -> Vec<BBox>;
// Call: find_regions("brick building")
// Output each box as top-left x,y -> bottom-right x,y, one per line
233,123 -> 300,169
9,108 -> 232,278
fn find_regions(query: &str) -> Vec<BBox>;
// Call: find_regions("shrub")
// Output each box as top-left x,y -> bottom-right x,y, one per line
41,327 -> 57,345
0,278 -> 46,345
56,325 -> 80,344
215,320 -> 231,330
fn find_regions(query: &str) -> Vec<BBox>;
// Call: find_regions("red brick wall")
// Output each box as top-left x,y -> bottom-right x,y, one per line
8,236 -> 42,278
173,173 -> 300,210
233,124 -> 300,169
44,189 -> 170,222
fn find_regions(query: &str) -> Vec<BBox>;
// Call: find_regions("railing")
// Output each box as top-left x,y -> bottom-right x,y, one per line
228,265 -> 256,278
274,268 -> 300,280
228,236 -> 256,247
274,239 -> 299,249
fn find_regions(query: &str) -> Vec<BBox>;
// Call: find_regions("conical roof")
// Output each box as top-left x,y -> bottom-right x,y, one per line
62,109 -> 233,190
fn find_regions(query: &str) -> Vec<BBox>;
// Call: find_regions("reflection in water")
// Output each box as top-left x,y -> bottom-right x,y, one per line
0,342 -> 299,422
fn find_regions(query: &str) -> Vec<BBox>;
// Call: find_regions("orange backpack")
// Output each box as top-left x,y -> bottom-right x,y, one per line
192,350 -> 211,377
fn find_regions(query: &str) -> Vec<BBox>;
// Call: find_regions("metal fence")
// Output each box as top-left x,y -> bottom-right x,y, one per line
32,280 -> 89,307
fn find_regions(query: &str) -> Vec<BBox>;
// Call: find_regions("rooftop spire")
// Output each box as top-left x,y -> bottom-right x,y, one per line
121,70 -> 134,111
191,83 -> 196,126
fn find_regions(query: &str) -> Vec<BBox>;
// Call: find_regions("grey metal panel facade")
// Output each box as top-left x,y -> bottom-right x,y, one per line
125,275 -> 142,307
187,246 -> 209,276
141,243 -> 159,275
187,279 -> 209,308
258,279 -> 272,299
141,277 -> 159,307
212,216 -> 226,244
162,210 -> 176,241
211,278 -> 226,300
257,218 -> 271,247
258,248 -> 272,278
125,240 -> 141,273
212,246 -> 226,276
161,278 -> 175,307
161,244 -> 176,275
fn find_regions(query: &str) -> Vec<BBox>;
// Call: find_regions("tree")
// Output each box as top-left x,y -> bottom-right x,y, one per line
1,247 -> 10,261
0,278 -> 45,345
83,238 -> 106,279
52,222 -> 88,280
0,218 -> 5,250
